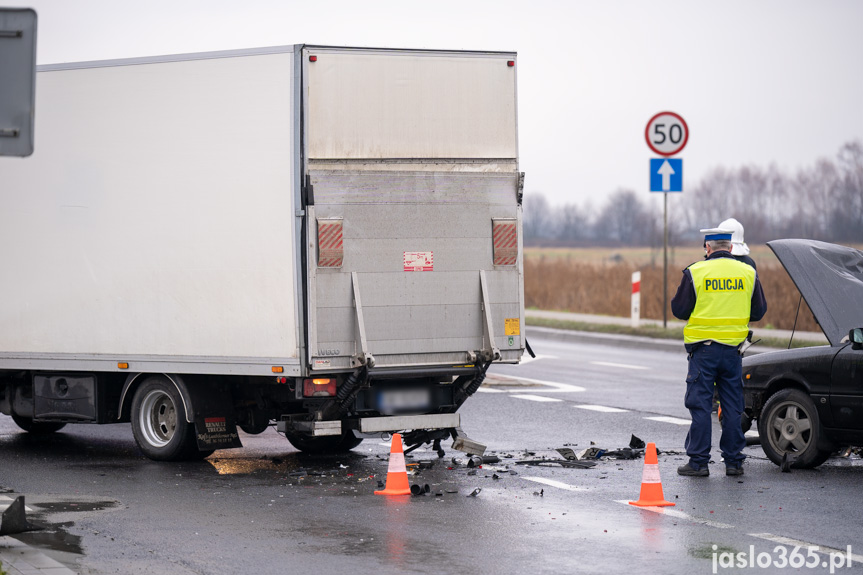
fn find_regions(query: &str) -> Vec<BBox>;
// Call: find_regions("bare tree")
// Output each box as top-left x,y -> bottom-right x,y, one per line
832,141 -> 863,242
522,139 -> 863,248
558,202 -> 592,242
523,192 -> 552,241
593,189 -> 648,244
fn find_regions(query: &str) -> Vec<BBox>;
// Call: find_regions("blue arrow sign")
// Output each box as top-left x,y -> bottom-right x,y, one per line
650,158 -> 682,192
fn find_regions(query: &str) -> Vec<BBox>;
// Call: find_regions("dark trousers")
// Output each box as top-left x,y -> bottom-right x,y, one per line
684,342 -> 746,468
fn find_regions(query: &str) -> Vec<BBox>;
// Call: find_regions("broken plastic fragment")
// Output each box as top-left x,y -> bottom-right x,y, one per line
629,434 -> 646,450
556,448 -> 578,461
468,488 -> 482,497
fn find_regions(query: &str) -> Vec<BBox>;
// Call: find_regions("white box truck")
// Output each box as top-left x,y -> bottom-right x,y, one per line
0,44 -> 525,460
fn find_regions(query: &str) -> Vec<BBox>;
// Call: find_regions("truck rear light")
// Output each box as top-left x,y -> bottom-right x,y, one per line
303,378 -> 336,397
317,218 -> 344,267
507,60 -> 515,67
309,55 -> 317,62
272,366 -> 284,373
276,376 -> 288,384
492,218 -> 518,266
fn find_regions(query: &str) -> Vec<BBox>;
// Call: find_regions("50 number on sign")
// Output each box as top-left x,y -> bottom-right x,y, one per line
645,112 -> 689,157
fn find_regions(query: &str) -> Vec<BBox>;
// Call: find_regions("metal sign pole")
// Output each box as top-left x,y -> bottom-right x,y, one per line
645,110 -> 688,331
663,192 -> 668,328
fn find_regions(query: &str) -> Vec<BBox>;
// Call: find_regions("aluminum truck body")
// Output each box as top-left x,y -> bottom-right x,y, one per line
0,44 -> 523,460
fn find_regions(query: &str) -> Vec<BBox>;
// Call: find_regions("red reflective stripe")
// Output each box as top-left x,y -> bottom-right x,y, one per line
493,223 -> 517,245
318,221 -> 344,267
320,234 -> 342,250
632,281 -> 641,294
496,234 -> 517,249
493,222 -> 518,266
493,221 -> 518,266
318,223 -> 342,248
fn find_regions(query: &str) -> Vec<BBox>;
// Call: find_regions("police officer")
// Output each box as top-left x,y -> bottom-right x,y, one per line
671,228 -> 767,477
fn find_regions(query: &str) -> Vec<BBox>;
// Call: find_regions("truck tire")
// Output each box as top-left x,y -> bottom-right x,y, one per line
130,377 -> 213,461
286,431 -> 363,454
239,422 -> 270,435
11,414 -> 67,434
757,388 -> 831,469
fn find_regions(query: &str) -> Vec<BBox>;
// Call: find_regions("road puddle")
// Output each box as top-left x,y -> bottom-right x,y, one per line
12,521 -> 83,555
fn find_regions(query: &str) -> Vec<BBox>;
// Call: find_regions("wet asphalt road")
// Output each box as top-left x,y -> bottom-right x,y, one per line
1,327 -> 862,575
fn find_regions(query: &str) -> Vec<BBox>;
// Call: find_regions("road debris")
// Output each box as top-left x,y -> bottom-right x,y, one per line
467,455 -> 500,468
555,448 -> 578,460
570,435 -> 650,461
516,458 -> 597,469
467,488 -> 482,497
576,447 -> 605,459
410,484 -> 431,496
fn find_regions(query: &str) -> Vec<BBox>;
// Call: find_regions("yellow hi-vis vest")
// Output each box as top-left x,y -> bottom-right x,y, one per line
684,257 -> 756,346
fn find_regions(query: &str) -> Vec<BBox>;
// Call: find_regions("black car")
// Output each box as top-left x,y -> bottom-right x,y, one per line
743,239 -> 863,469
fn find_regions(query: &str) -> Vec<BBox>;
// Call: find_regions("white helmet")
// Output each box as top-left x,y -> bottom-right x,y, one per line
718,218 -> 749,256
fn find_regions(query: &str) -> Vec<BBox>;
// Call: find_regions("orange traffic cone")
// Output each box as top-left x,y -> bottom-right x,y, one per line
375,433 -> 411,496
629,442 -> 675,507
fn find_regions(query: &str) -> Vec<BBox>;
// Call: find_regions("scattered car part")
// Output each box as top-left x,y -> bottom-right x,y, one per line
516,459 -> 597,469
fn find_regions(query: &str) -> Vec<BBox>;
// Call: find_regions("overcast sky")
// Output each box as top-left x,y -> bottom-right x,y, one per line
6,0 -> 863,208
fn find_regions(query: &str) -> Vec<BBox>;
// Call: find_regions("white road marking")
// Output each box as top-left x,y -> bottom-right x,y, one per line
617,500 -> 860,563
590,361 -> 649,370
0,494 -> 33,511
519,354 -> 556,365
745,430 -> 759,438
748,533 -> 863,564
475,387 -> 507,393
644,416 -> 691,426
504,377 -> 586,393
615,500 -> 734,529
511,394 -> 563,403
524,477 -> 587,491
574,404 -> 629,413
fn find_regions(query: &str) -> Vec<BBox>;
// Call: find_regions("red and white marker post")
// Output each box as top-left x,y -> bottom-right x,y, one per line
631,271 -> 641,327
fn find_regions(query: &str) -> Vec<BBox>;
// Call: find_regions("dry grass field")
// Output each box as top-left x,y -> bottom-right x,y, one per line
524,246 -> 820,332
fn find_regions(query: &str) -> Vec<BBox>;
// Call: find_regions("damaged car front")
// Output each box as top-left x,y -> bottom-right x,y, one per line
743,239 -> 863,468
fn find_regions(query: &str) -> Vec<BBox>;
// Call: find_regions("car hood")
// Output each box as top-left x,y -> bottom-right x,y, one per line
768,239 -> 863,346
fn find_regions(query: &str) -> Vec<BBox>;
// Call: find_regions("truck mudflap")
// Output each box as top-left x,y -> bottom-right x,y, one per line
194,416 -> 242,451
186,379 -> 243,451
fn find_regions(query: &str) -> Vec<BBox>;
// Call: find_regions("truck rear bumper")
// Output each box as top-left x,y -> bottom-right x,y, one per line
277,413 -> 460,436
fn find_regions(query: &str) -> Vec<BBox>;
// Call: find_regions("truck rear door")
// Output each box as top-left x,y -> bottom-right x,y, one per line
301,47 -> 523,372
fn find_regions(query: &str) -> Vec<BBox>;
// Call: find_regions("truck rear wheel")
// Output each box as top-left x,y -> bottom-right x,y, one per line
286,431 -> 363,454
11,414 -> 67,434
131,377 -> 213,461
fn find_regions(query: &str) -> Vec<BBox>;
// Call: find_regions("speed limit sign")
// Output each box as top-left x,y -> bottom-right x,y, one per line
645,112 -> 688,156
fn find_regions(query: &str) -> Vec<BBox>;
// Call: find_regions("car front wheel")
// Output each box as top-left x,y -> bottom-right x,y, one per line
758,388 -> 831,469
